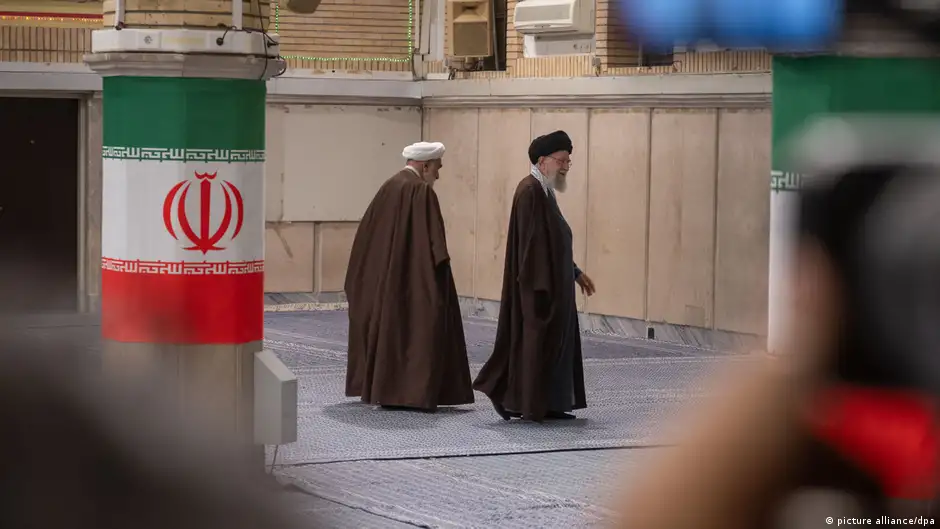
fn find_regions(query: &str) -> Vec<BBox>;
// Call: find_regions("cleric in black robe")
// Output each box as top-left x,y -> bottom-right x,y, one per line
473,130 -> 595,422
344,141 -> 474,412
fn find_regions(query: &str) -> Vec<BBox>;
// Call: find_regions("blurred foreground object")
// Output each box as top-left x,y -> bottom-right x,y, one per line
613,117 -> 940,529
790,116 -> 940,395
768,53 -> 940,356
620,0 -> 842,51
789,117 -> 940,511
622,0 -> 842,51
619,0 -> 940,54
0,327 -> 307,529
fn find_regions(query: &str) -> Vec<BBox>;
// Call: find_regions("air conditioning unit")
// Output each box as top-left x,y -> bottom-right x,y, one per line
513,0 -> 594,36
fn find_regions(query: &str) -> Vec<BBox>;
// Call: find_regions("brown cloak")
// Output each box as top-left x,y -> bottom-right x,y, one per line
344,169 -> 474,410
473,175 -> 587,421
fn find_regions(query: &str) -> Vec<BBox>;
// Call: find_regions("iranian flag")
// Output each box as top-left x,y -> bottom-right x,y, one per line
100,77 -> 266,344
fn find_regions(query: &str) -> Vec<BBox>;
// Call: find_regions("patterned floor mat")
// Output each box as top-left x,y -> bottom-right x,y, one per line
264,311 -> 745,465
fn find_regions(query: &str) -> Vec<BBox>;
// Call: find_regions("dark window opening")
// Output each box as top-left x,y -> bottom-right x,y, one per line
0,97 -> 80,313
481,0 -> 508,71
638,45 -> 675,67
605,0 -> 676,69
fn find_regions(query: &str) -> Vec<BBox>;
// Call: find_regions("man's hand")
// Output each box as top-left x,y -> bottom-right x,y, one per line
576,273 -> 595,296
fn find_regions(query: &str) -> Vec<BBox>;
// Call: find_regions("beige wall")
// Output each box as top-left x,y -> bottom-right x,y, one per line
262,103 -> 422,294
263,221 -> 361,293
65,69 -> 771,340
77,99 -> 421,303
424,106 -> 772,337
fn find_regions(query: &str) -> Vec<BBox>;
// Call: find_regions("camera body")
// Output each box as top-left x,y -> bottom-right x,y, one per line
785,118 -> 940,515
793,116 -> 940,395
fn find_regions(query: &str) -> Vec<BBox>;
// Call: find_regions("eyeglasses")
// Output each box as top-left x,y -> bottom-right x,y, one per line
547,155 -> 572,167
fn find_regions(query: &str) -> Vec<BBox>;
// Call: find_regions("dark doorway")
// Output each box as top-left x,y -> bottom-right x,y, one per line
0,97 -> 79,314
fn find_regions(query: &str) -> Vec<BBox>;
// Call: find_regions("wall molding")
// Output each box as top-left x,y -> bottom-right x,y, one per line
267,75 -> 421,105
0,62 -> 771,107
421,93 -> 770,109
457,297 -> 766,352
266,95 -> 421,106
421,73 -> 772,108
0,62 -> 422,104
0,62 -> 102,92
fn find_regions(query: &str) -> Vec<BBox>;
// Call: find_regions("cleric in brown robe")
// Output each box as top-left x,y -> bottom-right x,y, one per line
473,130 -> 596,422
344,141 -> 474,412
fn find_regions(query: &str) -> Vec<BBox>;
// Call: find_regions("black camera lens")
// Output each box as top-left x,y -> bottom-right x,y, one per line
800,165 -> 940,394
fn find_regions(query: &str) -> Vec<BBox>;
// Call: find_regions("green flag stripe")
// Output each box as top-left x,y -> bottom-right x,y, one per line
772,56 -> 940,179
103,76 -> 265,151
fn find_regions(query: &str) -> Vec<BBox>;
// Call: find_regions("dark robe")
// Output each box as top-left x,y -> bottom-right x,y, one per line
473,175 -> 587,421
344,169 -> 474,410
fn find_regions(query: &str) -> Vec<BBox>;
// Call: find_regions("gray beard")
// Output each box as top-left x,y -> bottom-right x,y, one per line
552,174 -> 567,193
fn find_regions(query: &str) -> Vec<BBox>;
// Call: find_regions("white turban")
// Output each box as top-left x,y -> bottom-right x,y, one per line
402,141 -> 445,162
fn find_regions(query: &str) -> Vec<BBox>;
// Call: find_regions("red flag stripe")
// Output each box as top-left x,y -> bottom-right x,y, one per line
101,262 -> 263,344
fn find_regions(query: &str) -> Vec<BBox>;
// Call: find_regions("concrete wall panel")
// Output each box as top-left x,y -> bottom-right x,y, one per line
474,108 -> 532,301
715,109 -> 771,335
584,109 -> 651,320
647,110 -> 718,329
281,105 -> 421,222
426,108 -> 480,296
264,222 -> 315,293
316,222 -> 359,292
264,104 -> 286,222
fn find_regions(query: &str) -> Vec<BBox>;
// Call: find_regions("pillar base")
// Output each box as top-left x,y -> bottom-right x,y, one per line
102,341 -> 261,446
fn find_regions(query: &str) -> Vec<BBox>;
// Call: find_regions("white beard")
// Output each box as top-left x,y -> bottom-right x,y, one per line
553,174 -> 567,193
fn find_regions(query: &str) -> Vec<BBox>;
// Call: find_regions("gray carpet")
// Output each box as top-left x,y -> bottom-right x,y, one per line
264,311 -> 746,466
279,450 -> 648,528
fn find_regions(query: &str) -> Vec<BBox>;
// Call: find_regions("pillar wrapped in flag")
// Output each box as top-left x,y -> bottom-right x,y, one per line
100,76 -> 265,344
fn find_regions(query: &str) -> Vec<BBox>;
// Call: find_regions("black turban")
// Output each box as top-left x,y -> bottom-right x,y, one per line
528,130 -> 573,164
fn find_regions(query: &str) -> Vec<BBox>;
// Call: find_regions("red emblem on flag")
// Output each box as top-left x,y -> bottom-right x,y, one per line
162,171 -> 245,254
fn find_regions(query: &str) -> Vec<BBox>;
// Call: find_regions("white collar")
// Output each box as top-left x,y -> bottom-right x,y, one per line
404,165 -> 420,177
530,164 -> 551,196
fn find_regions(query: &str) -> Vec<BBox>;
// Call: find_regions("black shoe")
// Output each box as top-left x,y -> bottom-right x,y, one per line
488,397 -> 512,421
546,411 -> 576,420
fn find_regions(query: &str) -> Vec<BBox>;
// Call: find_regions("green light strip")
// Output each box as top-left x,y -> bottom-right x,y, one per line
273,0 -> 414,63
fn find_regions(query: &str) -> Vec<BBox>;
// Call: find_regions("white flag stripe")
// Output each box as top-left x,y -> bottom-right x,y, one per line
102,159 -> 264,262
